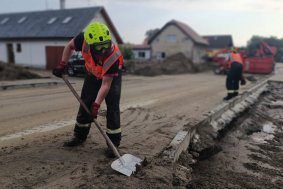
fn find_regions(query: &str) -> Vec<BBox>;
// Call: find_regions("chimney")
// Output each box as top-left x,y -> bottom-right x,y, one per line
60,0 -> 66,9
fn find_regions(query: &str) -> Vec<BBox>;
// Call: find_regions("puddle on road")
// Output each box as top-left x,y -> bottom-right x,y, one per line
0,120 -> 75,141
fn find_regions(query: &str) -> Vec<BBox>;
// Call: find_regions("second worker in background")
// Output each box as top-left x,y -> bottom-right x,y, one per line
223,47 -> 246,101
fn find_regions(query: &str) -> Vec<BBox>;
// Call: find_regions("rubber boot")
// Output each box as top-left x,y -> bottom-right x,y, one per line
63,136 -> 85,147
104,145 -> 118,159
63,124 -> 90,147
104,133 -> 121,158
223,93 -> 235,101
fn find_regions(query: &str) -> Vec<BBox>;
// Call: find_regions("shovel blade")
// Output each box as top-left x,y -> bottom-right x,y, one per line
111,154 -> 142,176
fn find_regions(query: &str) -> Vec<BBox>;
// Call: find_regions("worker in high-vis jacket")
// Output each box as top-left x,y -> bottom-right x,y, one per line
223,47 -> 246,101
52,22 -> 123,158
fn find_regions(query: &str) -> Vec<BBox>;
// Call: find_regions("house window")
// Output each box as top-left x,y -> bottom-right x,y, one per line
138,52 -> 145,58
167,35 -> 176,43
157,52 -> 166,60
16,43 -> 22,53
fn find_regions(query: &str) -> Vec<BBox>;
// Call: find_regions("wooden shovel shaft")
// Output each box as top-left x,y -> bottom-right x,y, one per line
62,75 -> 122,159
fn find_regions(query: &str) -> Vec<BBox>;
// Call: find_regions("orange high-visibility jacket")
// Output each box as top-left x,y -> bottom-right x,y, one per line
226,52 -> 243,69
82,42 -> 123,79
230,52 -> 243,64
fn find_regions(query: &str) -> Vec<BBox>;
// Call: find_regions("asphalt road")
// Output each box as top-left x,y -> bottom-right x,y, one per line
0,71 -> 228,138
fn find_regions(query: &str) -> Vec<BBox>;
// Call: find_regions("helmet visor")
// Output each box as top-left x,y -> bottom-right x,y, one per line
94,41 -> 111,51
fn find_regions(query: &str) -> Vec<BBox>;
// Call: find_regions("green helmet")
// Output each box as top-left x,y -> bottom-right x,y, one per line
84,22 -> 112,45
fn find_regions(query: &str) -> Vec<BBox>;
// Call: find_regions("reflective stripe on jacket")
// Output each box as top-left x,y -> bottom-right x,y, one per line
82,42 -> 123,79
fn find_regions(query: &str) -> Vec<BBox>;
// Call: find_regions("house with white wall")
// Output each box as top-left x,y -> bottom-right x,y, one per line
0,7 -> 123,69
148,19 -> 208,63
132,44 -> 151,61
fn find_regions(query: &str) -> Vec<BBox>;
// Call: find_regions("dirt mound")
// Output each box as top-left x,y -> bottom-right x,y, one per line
188,81 -> 283,189
0,62 -> 42,81
125,53 -> 200,76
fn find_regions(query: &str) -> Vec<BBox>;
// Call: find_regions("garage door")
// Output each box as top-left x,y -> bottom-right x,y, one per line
45,46 -> 64,70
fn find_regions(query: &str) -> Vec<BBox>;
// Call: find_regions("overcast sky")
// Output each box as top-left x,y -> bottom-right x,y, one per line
0,0 -> 282,46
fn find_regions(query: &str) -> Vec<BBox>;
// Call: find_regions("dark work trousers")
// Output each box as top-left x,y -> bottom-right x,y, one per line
74,71 -> 122,146
226,62 -> 243,94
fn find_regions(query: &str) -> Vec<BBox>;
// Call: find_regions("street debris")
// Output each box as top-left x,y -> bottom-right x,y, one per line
0,61 -> 41,81
188,81 -> 283,189
124,53 -> 209,76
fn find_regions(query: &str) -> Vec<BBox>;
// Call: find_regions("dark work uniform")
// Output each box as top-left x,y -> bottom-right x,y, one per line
224,53 -> 243,100
72,33 -> 122,147
226,62 -> 243,94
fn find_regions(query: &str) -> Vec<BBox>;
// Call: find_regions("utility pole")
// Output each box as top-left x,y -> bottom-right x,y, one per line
60,0 -> 66,9
45,0 -> 48,10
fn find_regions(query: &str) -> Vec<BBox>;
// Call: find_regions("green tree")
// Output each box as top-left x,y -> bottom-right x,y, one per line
246,35 -> 283,61
145,29 -> 160,40
119,45 -> 134,60
247,36 -> 263,56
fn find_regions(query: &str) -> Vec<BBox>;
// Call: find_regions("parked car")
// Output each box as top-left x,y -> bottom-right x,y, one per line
65,52 -> 86,76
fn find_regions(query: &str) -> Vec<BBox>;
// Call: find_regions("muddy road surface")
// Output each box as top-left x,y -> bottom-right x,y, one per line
0,69 -> 272,188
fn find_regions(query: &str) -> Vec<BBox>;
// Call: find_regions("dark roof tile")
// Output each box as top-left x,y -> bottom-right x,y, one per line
0,7 -> 123,43
148,19 -> 208,45
202,35 -> 234,48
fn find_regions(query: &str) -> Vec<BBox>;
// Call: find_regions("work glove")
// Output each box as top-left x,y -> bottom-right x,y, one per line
240,76 -> 246,85
52,61 -> 66,78
91,102 -> 100,119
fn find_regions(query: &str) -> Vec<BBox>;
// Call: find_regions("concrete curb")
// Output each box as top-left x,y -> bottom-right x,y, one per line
162,77 -> 271,163
0,81 -> 62,91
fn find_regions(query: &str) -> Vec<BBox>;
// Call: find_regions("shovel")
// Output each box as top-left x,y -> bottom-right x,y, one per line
61,75 -> 142,176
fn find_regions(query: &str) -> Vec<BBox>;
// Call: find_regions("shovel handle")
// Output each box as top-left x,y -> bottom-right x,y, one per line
62,75 -> 122,159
